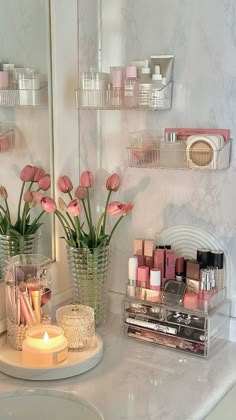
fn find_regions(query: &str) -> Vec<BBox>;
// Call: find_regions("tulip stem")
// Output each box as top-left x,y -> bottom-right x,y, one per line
0,205 -> 6,214
96,211 -> 105,236
65,212 -> 76,232
55,211 -> 70,240
101,190 -> 112,235
55,210 -> 72,238
86,189 -> 93,229
17,181 -> 25,221
107,215 -> 123,244
27,210 -> 45,234
4,199 -> 11,224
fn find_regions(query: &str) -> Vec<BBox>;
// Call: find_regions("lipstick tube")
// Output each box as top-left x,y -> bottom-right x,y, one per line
150,269 -> 161,291
128,256 -> 138,286
137,266 -> 149,288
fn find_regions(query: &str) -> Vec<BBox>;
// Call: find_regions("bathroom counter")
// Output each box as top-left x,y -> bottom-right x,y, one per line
0,313 -> 236,420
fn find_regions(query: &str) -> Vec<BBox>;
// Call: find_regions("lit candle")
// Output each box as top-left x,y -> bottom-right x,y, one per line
22,325 -> 68,367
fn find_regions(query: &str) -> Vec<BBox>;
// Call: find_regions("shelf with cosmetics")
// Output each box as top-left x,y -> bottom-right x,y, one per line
127,129 -> 231,170
123,238 -> 230,358
0,64 -> 48,107
76,55 -> 174,111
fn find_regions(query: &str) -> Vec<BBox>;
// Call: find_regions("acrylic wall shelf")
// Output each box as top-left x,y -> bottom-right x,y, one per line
123,292 -> 229,358
127,139 -> 231,170
0,84 -> 48,107
75,82 -> 172,110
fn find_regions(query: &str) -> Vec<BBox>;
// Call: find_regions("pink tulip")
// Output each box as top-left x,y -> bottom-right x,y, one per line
122,202 -> 134,215
0,185 -> 8,199
107,201 -> 125,216
40,196 -> 57,213
32,191 -> 44,203
20,165 -> 36,182
33,167 -> 45,182
75,186 -> 86,200
80,171 -> 94,188
23,190 -> 33,203
67,199 -> 82,217
38,174 -> 51,191
106,173 -> 120,192
58,197 -> 67,212
57,176 -> 73,193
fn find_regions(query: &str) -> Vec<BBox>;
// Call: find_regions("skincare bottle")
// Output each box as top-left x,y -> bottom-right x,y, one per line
124,66 -> 138,108
160,131 -> 187,168
209,250 -> 224,289
150,65 -> 164,110
110,66 -> 124,108
138,60 -> 152,108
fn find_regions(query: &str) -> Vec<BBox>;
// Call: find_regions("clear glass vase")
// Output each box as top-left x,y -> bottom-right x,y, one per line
0,233 -> 38,279
67,245 -> 111,327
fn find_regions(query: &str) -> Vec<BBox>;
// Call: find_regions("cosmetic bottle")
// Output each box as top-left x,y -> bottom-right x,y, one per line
197,248 -> 211,267
128,257 -> 138,287
137,266 -> 149,288
124,66 -> 138,108
133,238 -> 145,266
150,65 -> 165,110
165,250 -> 176,281
175,257 -> 184,281
110,66 -> 124,108
160,132 -> 187,168
209,250 -> 224,290
81,69 -> 109,107
144,239 -> 154,268
153,248 -> 165,286
138,60 -> 152,108
150,269 -> 161,291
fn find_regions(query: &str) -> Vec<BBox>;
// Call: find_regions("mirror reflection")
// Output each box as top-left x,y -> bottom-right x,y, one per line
0,0 -> 54,281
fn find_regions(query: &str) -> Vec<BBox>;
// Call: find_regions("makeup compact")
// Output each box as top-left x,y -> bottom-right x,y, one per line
186,134 -> 230,170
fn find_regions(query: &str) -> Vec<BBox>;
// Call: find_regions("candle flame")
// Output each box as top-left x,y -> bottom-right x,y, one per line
43,331 -> 49,343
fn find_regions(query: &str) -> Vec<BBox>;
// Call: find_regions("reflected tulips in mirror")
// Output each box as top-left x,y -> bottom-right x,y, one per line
0,164 -> 55,237
56,171 -> 134,249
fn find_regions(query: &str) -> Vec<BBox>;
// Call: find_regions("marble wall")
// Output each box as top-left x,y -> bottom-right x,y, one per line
78,0 -> 236,311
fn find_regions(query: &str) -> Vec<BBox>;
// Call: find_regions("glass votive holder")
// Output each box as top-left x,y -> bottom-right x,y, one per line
56,304 -> 95,351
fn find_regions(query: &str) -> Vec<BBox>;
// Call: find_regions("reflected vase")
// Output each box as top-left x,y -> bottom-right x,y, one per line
67,245 -> 111,327
0,234 -> 38,279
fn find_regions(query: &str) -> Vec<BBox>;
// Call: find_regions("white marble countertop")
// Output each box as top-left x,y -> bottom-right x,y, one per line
0,314 -> 236,420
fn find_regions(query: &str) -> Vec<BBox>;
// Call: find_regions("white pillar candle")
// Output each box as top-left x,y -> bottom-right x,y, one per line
22,325 -> 68,367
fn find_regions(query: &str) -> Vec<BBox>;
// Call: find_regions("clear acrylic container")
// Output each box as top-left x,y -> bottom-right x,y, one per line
5,254 -> 52,350
56,304 -> 95,351
123,292 -> 230,358
127,136 -> 231,170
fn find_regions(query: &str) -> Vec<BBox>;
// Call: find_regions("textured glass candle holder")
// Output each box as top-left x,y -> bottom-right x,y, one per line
56,304 -> 95,351
67,245 -> 111,327
5,254 -> 52,350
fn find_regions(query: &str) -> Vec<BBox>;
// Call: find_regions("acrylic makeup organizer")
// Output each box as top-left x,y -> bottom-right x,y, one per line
123,225 -> 231,359
127,131 -> 231,170
123,289 -> 229,359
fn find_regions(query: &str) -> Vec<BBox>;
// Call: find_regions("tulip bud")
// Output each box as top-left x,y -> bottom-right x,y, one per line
122,202 -> 134,215
106,173 -> 120,192
80,171 -> 94,188
75,186 -> 86,200
38,174 -> 51,191
0,185 -> 8,199
57,176 -> 73,193
58,197 -> 67,212
23,190 -> 33,203
40,196 -> 57,213
67,199 -> 82,217
33,167 -> 45,182
32,191 -> 44,203
20,165 -> 36,182
107,201 -> 125,216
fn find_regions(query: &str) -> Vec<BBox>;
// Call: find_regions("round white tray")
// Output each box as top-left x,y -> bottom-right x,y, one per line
0,334 -> 103,381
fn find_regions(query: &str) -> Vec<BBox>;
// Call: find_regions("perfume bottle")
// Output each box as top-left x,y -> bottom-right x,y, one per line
160,132 -> 187,168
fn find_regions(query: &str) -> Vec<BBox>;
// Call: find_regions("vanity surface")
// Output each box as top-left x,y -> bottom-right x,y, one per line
0,313 -> 235,420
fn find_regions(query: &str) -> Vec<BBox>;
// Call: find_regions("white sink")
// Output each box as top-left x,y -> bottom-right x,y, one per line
0,389 -> 103,420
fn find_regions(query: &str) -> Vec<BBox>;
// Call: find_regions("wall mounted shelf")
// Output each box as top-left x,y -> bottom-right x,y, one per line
0,84 -> 48,107
75,82 -> 172,111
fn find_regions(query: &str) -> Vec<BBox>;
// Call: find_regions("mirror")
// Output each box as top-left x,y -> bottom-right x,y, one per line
0,0 -> 54,281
